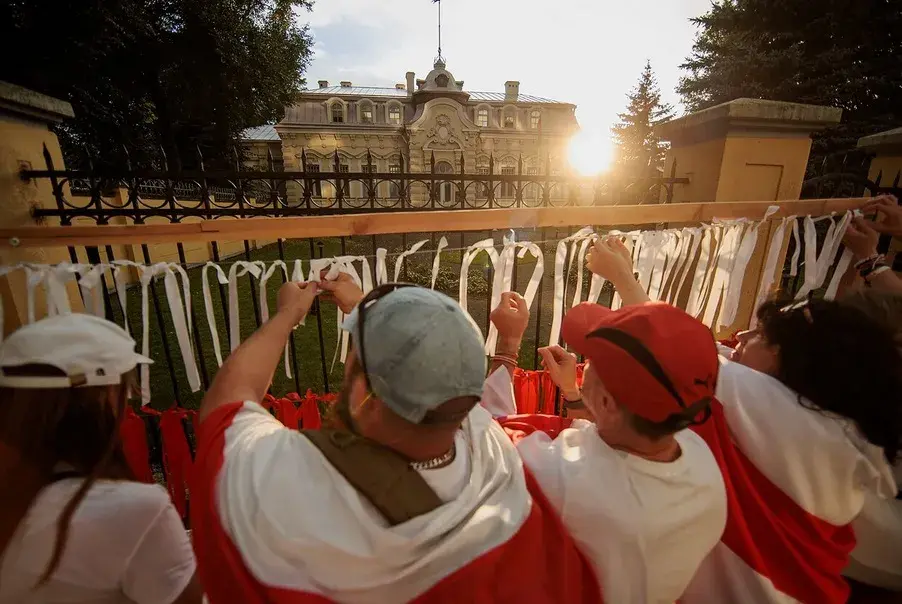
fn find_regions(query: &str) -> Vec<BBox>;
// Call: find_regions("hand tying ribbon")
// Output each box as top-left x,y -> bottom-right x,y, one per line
311,255 -> 373,369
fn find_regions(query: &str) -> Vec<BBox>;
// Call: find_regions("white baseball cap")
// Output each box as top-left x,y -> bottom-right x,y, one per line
0,314 -> 153,389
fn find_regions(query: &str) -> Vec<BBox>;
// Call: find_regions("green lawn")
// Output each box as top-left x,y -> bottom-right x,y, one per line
108,228 -> 612,410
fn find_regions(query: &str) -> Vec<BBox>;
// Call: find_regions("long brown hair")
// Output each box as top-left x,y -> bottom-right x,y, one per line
0,364 -> 135,584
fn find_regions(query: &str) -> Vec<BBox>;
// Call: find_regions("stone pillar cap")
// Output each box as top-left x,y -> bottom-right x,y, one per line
657,98 -> 842,144
857,127 -> 902,153
0,81 -> 74,125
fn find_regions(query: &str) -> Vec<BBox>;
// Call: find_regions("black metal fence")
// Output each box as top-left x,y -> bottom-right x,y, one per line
18,145 -> 689,411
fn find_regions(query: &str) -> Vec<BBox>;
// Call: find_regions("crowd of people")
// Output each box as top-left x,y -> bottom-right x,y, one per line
0,196 -> 900,603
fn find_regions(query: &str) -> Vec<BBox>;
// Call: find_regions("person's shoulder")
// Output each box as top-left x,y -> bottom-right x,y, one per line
88,480 -> 172,515
676,430 -> 727,483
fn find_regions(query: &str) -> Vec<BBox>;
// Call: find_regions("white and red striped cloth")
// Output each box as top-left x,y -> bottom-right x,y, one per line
683,354 -> 897,604
190,398 -> 602,603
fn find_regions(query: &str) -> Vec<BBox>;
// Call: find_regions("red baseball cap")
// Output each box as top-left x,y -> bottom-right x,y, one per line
562,302 -> 718,424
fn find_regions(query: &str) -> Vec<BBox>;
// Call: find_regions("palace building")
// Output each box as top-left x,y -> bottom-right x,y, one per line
242,58 -> 579,206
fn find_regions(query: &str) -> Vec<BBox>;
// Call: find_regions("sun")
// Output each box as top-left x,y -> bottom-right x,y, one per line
567,131 -> 616,176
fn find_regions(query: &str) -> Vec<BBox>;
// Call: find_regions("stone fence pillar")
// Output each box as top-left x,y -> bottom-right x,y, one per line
0,81 -> 82,335
658,98 -> 841,203
656,98 -> 842,336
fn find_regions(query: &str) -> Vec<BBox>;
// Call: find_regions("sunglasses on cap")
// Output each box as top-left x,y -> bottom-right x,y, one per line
353,283 -> 474,425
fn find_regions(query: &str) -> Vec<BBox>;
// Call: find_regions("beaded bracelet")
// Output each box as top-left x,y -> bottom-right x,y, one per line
863,265 -> 891,287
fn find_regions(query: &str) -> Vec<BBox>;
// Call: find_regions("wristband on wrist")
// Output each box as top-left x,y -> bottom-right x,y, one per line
855,254 -> 884,271
863,264 -> 891,286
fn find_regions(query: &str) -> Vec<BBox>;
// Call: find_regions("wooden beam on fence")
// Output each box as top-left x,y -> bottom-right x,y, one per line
0,198 -> 868,248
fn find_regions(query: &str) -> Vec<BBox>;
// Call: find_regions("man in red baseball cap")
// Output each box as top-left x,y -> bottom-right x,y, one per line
493,249 -> 727,602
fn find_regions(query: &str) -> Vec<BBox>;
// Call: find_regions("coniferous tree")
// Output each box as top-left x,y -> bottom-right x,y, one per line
612,61 -> 675,183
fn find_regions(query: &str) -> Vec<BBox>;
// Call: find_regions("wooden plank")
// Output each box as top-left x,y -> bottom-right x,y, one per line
0,198 -> 869,248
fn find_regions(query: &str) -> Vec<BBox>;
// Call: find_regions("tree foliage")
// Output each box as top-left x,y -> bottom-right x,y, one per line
2,0 -> 314,169
678,0 -> 902,166
612,61 -> 674,182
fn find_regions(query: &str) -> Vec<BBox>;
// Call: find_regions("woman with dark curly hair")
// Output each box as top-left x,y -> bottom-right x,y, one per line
584,235 -> 902,604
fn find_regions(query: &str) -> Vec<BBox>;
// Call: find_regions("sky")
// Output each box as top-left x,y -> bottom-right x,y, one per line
298,0 -> 715,141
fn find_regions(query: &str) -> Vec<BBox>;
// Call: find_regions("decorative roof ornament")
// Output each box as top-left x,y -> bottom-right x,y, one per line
432,0 -> 444,66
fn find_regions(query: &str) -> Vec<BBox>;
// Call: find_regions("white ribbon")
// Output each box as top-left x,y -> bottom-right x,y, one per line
375,249 -> 389,285
549,227 -> 594,346
228,261 -> 264,352
718,222 -> 765,329
394,240 -> 429,282
686,228 -> 715,318
824,248 -> 854,300
649,231 -> 678,302
313,256 -> 374,369
658,230 -> 686,302
431,237 -> 449,289
459,239 -> 499,341
751,217 -> 792,328
571,237 -> 594,308
794,216 -> 819,300
669,228 -> 702,305
789,219 -> 802,277
23,265 -> 48,324
259,260 -> 293,378
701,223 -> 745,328
201,262 -> 229,367
816,211 -> 853,288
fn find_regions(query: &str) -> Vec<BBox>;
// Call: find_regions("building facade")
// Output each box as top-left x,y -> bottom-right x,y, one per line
243,59 -> 579,206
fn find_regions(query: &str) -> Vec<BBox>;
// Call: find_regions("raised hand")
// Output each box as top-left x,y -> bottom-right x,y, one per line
277,282 -> 318,324
537,345 -> 580,401
862,195 -> 902,238
842,217 -> 880,261
318,272 -> 364,314
491,291 -> 529,355
586,236 -> 635,284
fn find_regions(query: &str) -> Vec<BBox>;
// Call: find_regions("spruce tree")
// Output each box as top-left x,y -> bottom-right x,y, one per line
612,61 -> 675,182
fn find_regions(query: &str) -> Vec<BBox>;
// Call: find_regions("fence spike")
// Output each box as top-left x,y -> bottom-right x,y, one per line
333,150 -> 340,172
300,148 -> 307,171
195,145 -> 204,171
518,153 -> 523,175
430,151 -> 436,173
460,152 -> 465,174
42,143 -> 55,171
875,170 -> 883,187
267,147 -> 275,172
893,170 -> 900,189
366,148 -> 373,169
158,144 -> 170,172
232,145 -> 241,171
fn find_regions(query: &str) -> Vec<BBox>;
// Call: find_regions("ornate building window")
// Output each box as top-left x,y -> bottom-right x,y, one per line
530,110 -> 541,129
388,104 -> 402,125
389,160 -> 401,199
434,161 -> 455,203
330,103 -> 344,123
476,108 -> 489,127
476,158 -> 490,199
305,162 -> 322,197
503,113 -> 516,129
339,163 -> 350,197
359,102 -> 373,124
501,164 -> 516,198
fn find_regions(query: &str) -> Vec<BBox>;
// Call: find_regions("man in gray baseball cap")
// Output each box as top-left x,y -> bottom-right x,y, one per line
193,276 -> 601,603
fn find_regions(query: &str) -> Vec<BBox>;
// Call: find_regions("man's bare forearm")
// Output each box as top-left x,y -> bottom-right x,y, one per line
610,271 -> 651,306
200,310 -> 299,422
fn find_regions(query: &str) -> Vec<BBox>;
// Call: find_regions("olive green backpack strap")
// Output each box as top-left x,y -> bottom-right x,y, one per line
300,430 -> 443,526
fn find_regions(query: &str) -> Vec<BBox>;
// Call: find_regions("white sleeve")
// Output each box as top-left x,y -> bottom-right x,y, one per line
121,498 -> 196,604
480,369 -> 518,417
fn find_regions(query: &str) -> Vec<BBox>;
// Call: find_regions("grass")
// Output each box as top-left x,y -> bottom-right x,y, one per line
108,228 -> 613,410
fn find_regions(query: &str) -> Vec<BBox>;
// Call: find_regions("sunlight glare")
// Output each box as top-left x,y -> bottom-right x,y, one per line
567,131 -> 615,176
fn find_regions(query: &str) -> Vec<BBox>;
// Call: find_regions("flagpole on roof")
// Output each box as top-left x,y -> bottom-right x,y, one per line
434,0 -> 442,62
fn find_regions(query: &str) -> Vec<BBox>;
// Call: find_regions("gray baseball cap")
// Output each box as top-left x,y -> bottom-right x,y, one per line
341,287 -> 487,424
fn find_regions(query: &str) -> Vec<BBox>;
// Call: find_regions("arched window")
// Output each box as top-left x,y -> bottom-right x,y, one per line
530,110 -> 541,129
330,103 -> 344,123
476,157 -> 490,199
388,104 -> 402,125
434,161 -> 455,204
476,108 -> 489,127
359,101 -> 373,124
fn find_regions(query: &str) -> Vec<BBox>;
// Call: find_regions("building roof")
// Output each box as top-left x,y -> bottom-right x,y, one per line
302,86 -> 566,104
242,124 -> 280,141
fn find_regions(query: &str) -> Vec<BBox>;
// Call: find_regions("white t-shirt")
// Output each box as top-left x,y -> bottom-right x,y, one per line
481,368 -> 727,603
845,460 -> 902,590
518,419 -> 727,603
0,479 -> 196,604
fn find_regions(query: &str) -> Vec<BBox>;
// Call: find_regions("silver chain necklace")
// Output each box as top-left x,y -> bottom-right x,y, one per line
409,442 -> 456,471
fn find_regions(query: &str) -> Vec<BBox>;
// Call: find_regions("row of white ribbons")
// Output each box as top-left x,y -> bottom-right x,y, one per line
0,211 -> 855,403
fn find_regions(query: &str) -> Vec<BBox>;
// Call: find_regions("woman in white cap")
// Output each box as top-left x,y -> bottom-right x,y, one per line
0,313 -> 202,604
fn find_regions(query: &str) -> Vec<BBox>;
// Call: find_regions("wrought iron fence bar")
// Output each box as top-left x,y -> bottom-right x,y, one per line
311,240 -> 330,393
276,238 -> 302,395
177,242 -> 211,391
